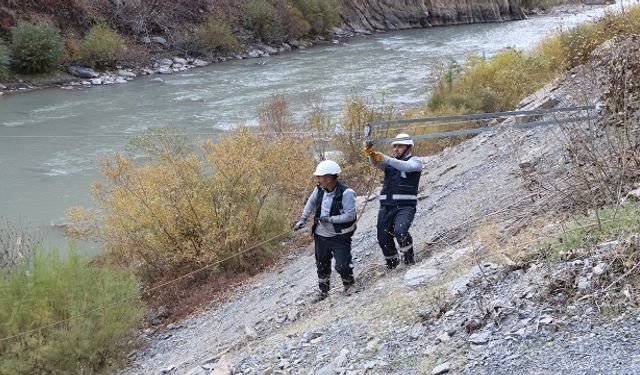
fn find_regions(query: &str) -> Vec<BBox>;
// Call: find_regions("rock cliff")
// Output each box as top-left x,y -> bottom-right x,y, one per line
338,0 -> 525,32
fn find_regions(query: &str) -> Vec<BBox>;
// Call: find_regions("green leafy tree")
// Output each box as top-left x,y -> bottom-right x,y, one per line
78,22 -> 126,68
10,22 -> 64,74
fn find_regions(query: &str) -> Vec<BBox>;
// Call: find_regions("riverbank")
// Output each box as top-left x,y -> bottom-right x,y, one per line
0,1 -> 618,98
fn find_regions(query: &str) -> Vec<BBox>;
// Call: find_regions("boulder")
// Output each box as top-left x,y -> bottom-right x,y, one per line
192,59 -> 209,67
150,36 -> 168,46
118,69 -> 137,78
68,66 -> 99,79
156,58 -> 173,67
173,57 -> 188,65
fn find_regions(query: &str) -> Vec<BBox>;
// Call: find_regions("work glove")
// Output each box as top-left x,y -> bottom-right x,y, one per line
363,140 -> 375,157
318,216 -> 332,224
371,151 -> 385,162
292,219 -> 305,231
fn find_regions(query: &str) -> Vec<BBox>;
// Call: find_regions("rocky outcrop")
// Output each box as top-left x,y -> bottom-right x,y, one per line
339,0 -> 525,32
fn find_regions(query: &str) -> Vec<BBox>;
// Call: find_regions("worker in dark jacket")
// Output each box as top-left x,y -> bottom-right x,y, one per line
293,160 -> 357,302
365,133 -> 422,269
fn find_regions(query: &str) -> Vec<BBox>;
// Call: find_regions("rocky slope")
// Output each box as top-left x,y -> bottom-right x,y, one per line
121,35 -> 640,375
338,0 -> 525,33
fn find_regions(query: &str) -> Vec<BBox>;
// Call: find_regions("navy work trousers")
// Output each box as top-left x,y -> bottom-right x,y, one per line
314,233 -> 354,293
377,205 -> 416,260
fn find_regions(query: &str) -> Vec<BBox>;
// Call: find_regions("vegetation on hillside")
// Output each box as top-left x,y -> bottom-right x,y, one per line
0,246 -> 143,373
0,0 -> 341,82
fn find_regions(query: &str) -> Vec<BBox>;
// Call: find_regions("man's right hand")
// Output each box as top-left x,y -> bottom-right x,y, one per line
372,151 -> 384,162
292,219 -> 305,231
363,141 -> 375,157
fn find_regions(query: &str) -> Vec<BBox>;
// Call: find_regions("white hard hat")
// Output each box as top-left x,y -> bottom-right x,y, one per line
391,133 -> 414,146
314,160 -> 341,176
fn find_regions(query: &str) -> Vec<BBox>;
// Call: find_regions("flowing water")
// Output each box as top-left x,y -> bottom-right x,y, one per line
0,3 -> 625,252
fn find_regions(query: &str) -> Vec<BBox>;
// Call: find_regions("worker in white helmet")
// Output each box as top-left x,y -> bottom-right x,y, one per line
364,133 -> 423,269
293,160 -> 358,302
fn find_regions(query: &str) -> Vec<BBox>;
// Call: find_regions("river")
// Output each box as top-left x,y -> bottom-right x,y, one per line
0,3 -> 624,252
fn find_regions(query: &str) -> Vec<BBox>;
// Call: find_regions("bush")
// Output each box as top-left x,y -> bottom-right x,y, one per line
67,128 -> 314,281
244,0 -> 283,42
78,22 -> 126,68
10,22 -> 64,74
0,41 -> 8,82
558,6 -> 640,69
292,0 -> 340,34
428,50 -> 555,113
195,18 -> 241,55
0,248 -> 143,373
258,94 -> 297,135
281,4 -> 311,39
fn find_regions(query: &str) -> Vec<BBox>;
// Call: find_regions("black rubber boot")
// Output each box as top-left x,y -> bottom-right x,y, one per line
402,248 -> 415,265
386,257 -> 399,270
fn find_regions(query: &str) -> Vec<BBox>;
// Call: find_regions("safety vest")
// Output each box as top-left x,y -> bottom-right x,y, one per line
380,155 -> 421,206
312,181 -> 357,235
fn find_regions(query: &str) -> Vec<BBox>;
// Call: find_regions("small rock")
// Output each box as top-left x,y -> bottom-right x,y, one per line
157,67 -> 173,75
247,49 -> 262,58
114,77 -> 127,84
539,316 -> 554,325
593,262 -> 607,275
335,349 -> 349,367
277,359 -> 290,369
156,58 -> 173,66
316,362 -> 336,375
150,78 -> 164,83
118,69 -> 137,78
468,331 -> 491,345
262,368 -> 273,375
139,36 -> 152,44
431,362 -> 451,375
244,324 -> 258,339
404,267 -> 442,287
161,364 -> 176,374
436,332 -> 450,343
365,339 -> 379,352
287,308 -> 300,322
212,355 -> 230,375
577,277 -> 591,291
596,240 -> 619,252
626,187 -> 640,201
409,323 -> 426,339
90,78 -> 102,85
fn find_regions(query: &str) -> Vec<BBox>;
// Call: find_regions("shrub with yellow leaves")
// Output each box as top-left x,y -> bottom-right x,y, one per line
67,128 -> 314,281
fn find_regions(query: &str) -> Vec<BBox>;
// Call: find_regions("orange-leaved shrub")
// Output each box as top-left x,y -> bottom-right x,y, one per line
67,128 -> 314,281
